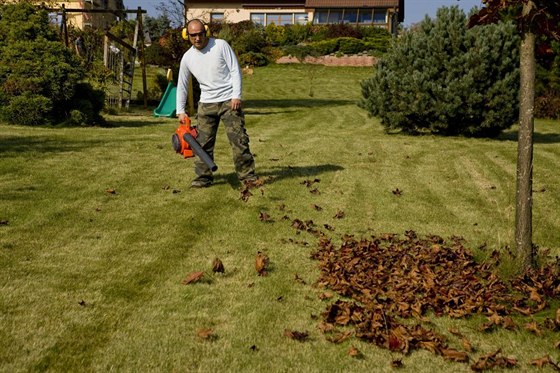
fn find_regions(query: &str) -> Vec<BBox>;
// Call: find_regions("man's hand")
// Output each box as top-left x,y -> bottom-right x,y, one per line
178,113 -> 189,124
231,98 -> 242,111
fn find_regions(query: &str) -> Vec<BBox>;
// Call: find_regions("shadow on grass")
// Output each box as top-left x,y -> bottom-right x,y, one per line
103,116 -> 168,128
244,98 -> 356,109
214,163 -> 344,189
497,130 -> 560,144
0,135 -> 108,155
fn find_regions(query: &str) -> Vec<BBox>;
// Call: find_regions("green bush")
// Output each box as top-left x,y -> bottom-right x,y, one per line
239,52 -> 268,67
308,39 -> 339,55
360,6 -> 520,137
0,2 -> 104,126
338,37 -> 367,54
0,93 -> 53,126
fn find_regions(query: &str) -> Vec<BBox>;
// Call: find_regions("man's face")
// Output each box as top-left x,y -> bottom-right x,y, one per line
187,21 -> 209,50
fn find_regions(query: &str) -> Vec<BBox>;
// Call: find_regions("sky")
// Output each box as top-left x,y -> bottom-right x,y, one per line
123,0 -> 484,27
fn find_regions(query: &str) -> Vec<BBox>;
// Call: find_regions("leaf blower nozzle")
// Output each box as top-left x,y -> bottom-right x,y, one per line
172,117 -> 218,172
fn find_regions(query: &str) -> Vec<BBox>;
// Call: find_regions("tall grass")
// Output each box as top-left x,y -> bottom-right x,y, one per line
1,65 -> 559,372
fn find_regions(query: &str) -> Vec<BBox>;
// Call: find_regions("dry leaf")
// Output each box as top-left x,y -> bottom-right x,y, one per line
392,188 -> 403,196
284,329 -> 309,341
391,359 -> 404,368
326,330 -> 352,344
531,355 -> 553,369
105,188 -> 116,194
333,210 -> 345,219
181,271 -> 204,285
348,346 -> 363,358
255,251 -> 269,276
461,338 -> 474,353
212,258 -> 224,273
525,321 -> 542,336
441,348 -> 469,362
259,211 -> 273,222
196,328 -> 216,340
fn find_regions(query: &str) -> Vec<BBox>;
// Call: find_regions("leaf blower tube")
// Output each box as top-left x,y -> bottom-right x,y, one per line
182,132 -> 218,171
172,118 -> 218,172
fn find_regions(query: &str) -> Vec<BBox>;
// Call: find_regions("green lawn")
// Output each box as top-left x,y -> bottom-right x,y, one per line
1,64 -> 559,372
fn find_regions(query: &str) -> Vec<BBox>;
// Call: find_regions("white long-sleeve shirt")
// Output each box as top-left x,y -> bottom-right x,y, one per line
176,38 -> 242,115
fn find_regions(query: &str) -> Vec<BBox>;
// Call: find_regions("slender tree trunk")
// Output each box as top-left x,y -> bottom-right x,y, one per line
515,29 -> 536,271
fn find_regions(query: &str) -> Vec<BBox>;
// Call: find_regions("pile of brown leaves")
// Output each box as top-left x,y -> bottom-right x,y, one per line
311,231 -> 560,366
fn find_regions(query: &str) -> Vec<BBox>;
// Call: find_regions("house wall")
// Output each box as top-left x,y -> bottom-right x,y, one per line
186,2 -> 398,31
186,3 -> 310,25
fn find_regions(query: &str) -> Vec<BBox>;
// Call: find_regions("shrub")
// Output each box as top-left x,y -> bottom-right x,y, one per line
0,2 -> 105,126
360,6 -> 520,137
338,37 -> 367,54
239,52 -> 268,67
0,93 -> 52,126
308,39 -> 339,55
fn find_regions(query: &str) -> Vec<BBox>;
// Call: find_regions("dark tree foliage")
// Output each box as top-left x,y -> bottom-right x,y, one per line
360,6 -> 520,137
0,2 -> 104,126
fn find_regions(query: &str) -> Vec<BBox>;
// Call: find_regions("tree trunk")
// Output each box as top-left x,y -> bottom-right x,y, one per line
515,29 -> 536,270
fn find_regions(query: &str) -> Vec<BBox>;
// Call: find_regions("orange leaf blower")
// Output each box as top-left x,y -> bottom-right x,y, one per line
172,117 -> 218,171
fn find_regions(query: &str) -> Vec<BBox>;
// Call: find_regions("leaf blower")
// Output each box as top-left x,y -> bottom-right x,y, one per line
172,117 -> 218,172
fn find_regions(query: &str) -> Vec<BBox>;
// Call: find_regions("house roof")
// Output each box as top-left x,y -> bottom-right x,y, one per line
304,0 -> 400,7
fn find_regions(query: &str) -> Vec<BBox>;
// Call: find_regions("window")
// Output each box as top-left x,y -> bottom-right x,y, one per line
210,13 -> 224,23
343,9 -> 357,24
295,13 -> 308,24
267,13 -> 293,25
373,11 -> 387,24
358,9 -> 373,24
251,13 -> 265,25
313,11 -> 328,24
328,9 -> 343,23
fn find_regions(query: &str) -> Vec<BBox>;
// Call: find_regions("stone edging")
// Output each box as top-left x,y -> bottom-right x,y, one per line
276,55 -> 378,67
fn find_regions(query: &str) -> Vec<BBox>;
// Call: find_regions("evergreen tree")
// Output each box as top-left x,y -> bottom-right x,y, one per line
360,6 -> 520,137
0,2 -> 103,125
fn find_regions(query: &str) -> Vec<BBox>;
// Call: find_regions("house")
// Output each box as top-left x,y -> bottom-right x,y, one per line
55,0 -> 125,29
185,0 -> 404,33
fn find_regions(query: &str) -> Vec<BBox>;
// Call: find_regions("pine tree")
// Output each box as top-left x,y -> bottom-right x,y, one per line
360,6 -> 520,137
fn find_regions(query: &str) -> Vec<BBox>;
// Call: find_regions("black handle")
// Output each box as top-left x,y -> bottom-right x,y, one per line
183,133 -> 218,172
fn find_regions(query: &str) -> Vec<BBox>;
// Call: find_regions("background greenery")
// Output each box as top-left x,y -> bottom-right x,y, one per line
1,65 -> 559,372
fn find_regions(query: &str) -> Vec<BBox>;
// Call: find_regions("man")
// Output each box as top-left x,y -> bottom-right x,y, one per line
176,19 -> 257,188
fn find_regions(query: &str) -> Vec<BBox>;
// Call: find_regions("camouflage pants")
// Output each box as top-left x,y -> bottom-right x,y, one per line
193,101 -> 256,183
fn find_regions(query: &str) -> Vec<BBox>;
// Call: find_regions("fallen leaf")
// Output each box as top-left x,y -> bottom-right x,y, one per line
259,211 -> 273,222
240,188 -> 253,202
348,346 -> 363,358
196,328 -> 216,340
284,329 -> 309,341
0,220 -> 8,226
441,348 -> 469,362
333,210 -> 345,219
105,188 -> 116,194
392,188 -> 402,196
531,355 -> 553,369
312,204 -> 323,211
326,330 -> 352,344
461,338 -> 474,353
255,251 -> 269,276
78,300 -> 86,306
391,359 -> 404,368
181,271 -> 204,285
525,321 -> 542,336
212,258 -> 224,273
